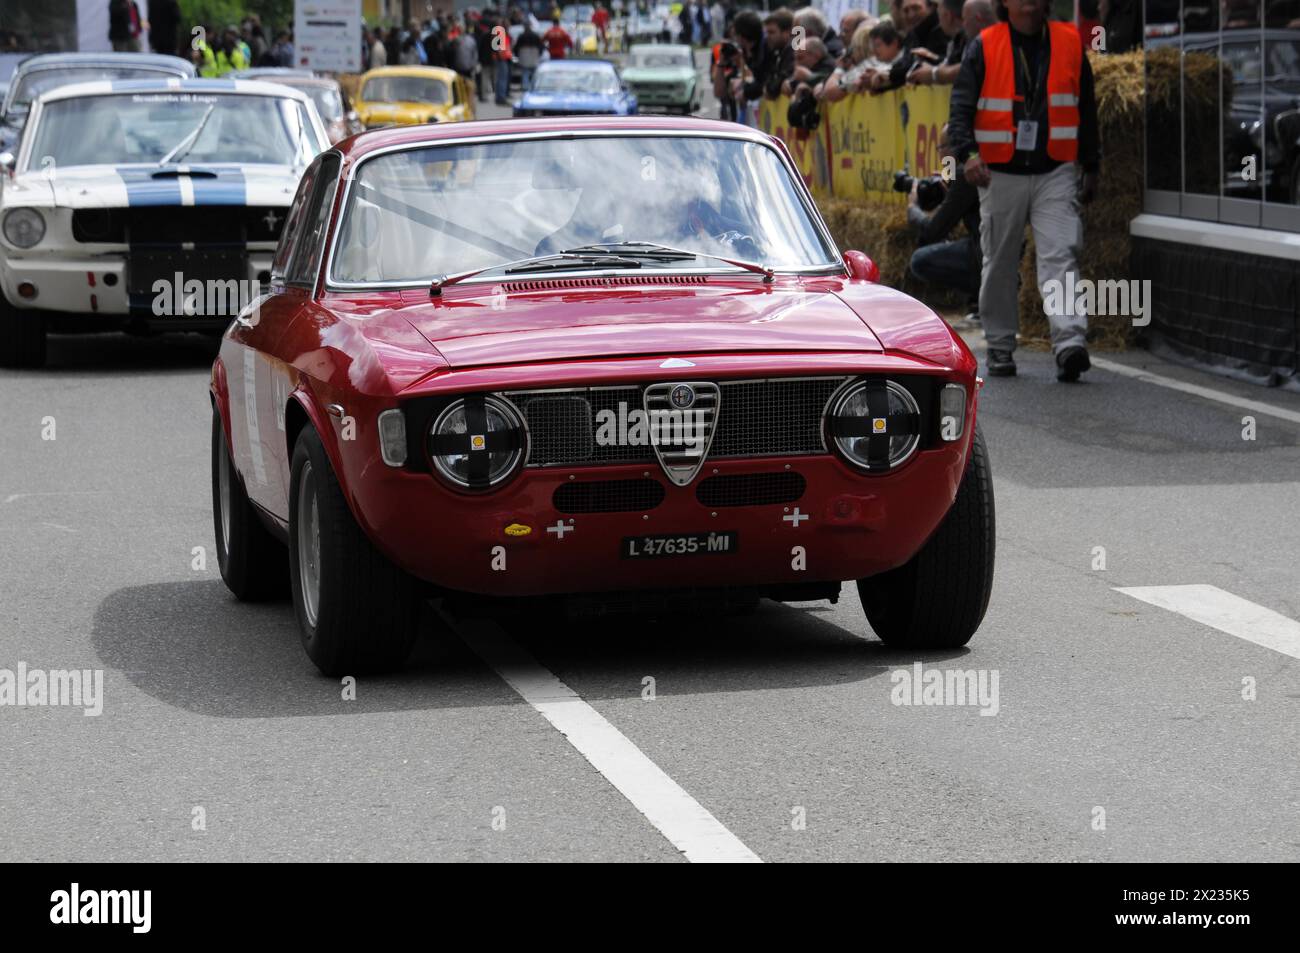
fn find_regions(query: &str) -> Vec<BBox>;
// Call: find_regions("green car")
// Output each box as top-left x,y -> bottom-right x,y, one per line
621,44 -> 699,115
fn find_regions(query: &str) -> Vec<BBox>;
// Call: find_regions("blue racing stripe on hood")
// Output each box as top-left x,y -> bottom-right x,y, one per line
188,168 -> 246,205
117,167 -> 183,206
116,166 -> 247,206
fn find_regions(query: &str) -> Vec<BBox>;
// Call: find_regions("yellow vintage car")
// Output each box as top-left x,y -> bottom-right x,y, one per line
353,66 -> 475,127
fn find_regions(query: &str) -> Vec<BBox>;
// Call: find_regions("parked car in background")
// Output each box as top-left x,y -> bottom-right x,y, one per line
0,52 -> 195,154
514,59 -> 637,116
353,66 -> 475,127
0,78 -> 329,367
210,116 -> 993,676
232,68 -> 364,144
622,44 -> 698,114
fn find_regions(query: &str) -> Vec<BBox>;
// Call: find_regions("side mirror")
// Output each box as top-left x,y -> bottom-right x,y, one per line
843,250 -> 879,282
0,152 -> 15,172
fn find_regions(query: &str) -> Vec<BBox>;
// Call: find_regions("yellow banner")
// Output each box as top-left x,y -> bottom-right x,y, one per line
758,87 -> 953,204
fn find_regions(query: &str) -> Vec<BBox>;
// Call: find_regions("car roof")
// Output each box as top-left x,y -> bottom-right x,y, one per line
360,66 -> 460,81
629,44 -> 693,54
337,115 -> 775,162
229,68 -> 317,78
35,77 -> 314,104
537,58 -> 618,70
13,52 -> 195,75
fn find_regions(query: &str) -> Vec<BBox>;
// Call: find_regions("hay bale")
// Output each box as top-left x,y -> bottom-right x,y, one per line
819,198 -> 968,310
806,50 -> 1220,351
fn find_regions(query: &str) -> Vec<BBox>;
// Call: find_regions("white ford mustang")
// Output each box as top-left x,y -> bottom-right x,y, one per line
0,78 -> 329,367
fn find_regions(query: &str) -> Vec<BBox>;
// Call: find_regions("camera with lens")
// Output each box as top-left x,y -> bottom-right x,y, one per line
893,171 -> 946,212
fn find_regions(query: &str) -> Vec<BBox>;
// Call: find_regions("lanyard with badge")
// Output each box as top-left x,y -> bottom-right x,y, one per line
1014,26 -> 1047,151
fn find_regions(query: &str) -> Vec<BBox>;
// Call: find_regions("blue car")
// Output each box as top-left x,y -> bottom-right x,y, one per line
514,59 -> 637,117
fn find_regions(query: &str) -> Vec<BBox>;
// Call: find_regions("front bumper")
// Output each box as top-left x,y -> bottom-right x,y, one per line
352,446 -> 971,597
0,249 -> 273,320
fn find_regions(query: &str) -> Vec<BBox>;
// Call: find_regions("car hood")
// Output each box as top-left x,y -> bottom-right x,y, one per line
356,101 -> 447,125
519,91 -> 621,111
6,163 -> 301,209
622,67 -> 696,83
396,282 -> 884,368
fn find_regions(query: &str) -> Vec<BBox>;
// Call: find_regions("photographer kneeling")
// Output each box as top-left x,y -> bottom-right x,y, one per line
905,125 -> 982,325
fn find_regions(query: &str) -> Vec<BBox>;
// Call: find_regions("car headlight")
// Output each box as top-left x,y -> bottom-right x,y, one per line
3,208 -> 45,248
827,379 -> 921,472
427,395 -> 527,490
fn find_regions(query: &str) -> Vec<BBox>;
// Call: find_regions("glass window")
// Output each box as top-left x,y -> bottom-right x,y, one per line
1181,4 -> 1221,200
331,136 -> 838,285
1221,2 -> 1265,210
271,162 -> 320,282
27,92 -> 322,169
1144,0 -> 1183,193
9,65 -> 184,111
288,153 -> 342,288
1262,7 -> 1300,211
360,75 -> 451,105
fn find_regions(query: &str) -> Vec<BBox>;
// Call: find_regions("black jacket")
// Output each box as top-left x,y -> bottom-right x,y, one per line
740,34 -> 768,101
909,174 -> 981,275
948,24 -> 1100,175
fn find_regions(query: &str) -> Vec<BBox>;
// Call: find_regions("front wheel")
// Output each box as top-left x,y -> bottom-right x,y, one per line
288,425 -> 422,676
857,426 -> 995,648
0,290 -> 46,368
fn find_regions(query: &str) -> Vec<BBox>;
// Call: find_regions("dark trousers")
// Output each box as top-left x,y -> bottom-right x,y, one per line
909,237 -> 980,297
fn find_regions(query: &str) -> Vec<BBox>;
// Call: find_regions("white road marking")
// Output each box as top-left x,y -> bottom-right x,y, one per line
1091,357 -> 1300,426
457,620 -> 762,863
1116,585 -> 1300,660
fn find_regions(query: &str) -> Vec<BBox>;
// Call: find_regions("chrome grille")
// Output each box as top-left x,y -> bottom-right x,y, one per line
506,377 -> 848,469
643,381 -> 718,486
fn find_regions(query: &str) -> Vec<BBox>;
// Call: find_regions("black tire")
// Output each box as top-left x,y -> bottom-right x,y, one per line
288,425 -> 421,676
0,289 -> 46,368
857,426 -> 995,648
211,408 -> 289,600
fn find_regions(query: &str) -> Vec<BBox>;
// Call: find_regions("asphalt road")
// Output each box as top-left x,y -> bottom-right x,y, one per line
2,322 -> 1298,862
3,64 -> 1300,861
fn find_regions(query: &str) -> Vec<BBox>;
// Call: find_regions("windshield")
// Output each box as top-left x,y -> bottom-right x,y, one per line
361,76 -> 449,105
299,84 -> 344,121
631,51 -> 692,68
11,66 -> 183,110
533,66 -> 619,94
331,135 -> 838,284
26,92 -> 320,168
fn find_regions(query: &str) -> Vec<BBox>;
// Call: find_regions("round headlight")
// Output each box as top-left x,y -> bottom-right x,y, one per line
827,379 -> 921,472
428,395 -> 527,490
3,208 -> 46,248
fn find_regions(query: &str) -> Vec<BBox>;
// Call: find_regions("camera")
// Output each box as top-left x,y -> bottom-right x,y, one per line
893,171 -> 946,212
720,40 -> 739,59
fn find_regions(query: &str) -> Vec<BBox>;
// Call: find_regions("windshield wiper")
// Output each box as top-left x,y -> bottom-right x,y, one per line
560,242 -> 775,282
157,104 -> 216,167
429,253 -> 642,296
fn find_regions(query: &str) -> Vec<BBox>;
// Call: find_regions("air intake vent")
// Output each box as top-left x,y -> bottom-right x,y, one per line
696,472 -> 806,507
503,275 -> 711,292
554,478 -> 666,513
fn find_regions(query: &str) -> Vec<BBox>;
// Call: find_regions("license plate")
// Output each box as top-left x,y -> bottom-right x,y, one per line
621,531 -> 738,558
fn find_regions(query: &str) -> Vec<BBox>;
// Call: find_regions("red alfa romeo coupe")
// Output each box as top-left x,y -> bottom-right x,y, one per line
210,117 -> 994,675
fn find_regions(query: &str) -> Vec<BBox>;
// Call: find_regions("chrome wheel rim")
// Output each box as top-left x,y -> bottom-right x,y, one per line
218,435 -> 232,558
296,462 -> 321,628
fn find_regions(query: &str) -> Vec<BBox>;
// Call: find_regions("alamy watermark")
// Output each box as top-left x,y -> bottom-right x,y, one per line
595,402 -> 707,454
890,662 -> 1000,716
0,662 -> 103,716
151,272 -> 262,320
1042,272 -> 1152,327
